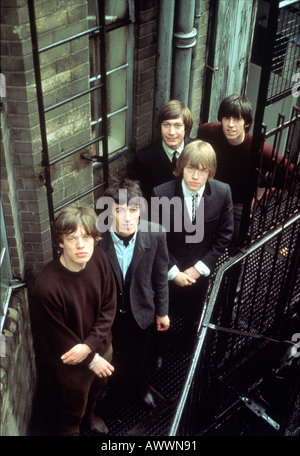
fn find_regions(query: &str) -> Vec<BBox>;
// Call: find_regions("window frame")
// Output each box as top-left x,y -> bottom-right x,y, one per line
0,199 -> 13,333
88,0 -> 134,165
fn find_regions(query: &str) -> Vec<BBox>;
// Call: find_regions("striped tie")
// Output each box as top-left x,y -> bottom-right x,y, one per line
192,193 -> 198,223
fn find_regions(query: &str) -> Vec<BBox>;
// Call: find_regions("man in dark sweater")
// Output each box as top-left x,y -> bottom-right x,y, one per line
32,205 -> 117,436
197,94 -> 292,250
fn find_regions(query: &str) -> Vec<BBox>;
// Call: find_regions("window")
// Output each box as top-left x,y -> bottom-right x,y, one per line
0,200 -> 13,332
88,0 -> 133,161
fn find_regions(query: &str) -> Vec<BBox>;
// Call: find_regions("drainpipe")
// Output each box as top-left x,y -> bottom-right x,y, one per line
153,0 -> 176,141
171,0 -> 197,106
188,0 -> 202,109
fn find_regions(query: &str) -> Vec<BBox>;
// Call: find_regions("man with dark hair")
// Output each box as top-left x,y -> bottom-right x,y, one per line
197,94 -> 291,249
32,205 -> 117,436
132,99 -> 193,200
152,141 -> 234,347
97,178 -> 169,408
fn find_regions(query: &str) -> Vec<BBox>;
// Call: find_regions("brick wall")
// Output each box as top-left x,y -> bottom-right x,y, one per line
0,290 -> 37,436
1,0 -> 94,287
0,0 -> 96,436
132,1 -> 159,151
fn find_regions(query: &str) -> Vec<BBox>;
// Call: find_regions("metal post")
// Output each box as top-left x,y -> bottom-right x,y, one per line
28,0 -> 56,256
97,0 -> 109,186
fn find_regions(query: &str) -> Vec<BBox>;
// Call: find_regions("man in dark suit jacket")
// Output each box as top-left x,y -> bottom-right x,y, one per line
152,140 -> 234,346
132,99 -> 193,200
97,178 -> 169,408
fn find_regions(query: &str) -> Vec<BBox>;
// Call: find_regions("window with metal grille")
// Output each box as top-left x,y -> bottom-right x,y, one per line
28,0 -> 135,227
88,0 -> 133,161
251,0 -> 300,105
268,1 -> 300,103
0,200 -> 13,333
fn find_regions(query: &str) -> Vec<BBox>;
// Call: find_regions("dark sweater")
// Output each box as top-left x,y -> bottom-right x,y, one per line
32,246 -> 117,365
197,122 -> 285,204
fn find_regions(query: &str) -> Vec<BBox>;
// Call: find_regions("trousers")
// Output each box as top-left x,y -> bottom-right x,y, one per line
52,344 -> 113,436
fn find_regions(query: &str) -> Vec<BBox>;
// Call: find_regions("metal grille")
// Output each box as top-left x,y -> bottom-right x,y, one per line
80,314 -> 192,436
245,106 -> 300,244
267,1 -> 300,104
167,211 -> 300,436
28,0 -> 133,248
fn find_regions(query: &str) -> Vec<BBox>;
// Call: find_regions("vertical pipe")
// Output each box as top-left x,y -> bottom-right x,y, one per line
152,0 -> 176,140
171,0 -> 197,105
188,0 -> 202,109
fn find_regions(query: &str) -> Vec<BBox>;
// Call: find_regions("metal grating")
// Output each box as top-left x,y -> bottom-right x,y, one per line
206,221 -> 299,379
80,314 -> 192,436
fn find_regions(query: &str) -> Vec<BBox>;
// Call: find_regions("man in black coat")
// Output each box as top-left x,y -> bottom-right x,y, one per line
152,140 -> 234,346
132,99 -> 193,200
97,178 -> 169,407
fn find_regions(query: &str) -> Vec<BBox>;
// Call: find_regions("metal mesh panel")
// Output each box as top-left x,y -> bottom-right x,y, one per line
189,218 -> 300,435
267,1 -> 300,104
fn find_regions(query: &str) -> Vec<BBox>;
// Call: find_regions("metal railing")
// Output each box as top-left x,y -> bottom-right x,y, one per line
169,210 -> 300,436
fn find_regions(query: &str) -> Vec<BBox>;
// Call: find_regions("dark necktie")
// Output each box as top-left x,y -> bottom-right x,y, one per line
192,193 -> 199,224
172,151 -> 178,169
115,232 -> 134,247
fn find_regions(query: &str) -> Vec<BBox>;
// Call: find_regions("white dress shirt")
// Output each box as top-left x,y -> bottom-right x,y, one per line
162,141 -> 185,163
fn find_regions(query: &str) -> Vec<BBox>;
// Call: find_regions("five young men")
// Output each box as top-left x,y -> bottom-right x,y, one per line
33,94 -> 262,434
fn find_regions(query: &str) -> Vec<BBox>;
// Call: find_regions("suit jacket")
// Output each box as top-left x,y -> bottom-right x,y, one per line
152,178 -> 234,272
132,138 -> 192,200
98,220 -> 169,330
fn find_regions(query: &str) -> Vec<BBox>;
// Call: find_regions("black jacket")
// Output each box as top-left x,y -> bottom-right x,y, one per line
98,220 -> 169,329
152,178 -> 234,272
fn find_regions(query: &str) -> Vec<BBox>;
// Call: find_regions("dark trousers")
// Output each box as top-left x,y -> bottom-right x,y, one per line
112,309 -> 152,392
52,344 -> 112,436
169,276 -> 209,345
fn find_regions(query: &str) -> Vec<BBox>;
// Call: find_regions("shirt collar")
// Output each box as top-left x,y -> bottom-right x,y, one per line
162,140 -> 185,162
181,179 -> 205,198
110,228 -> 137,246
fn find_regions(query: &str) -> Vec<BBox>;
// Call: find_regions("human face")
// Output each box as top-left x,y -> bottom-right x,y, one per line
161,117 -> 185,150
59,226 -> 95,271
183,162 -> 209,192
221,116 -> 249,145
112,203 -> 140,237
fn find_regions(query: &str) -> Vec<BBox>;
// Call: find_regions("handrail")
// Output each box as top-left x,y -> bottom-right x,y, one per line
168,210 -> 300,436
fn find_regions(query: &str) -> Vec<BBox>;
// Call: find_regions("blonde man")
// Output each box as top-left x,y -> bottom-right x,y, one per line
152,140 -> 234,347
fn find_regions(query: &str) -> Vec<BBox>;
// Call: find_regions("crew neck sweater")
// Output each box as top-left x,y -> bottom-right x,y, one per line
32,246 -> 117,365
197,122 -> 276,204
